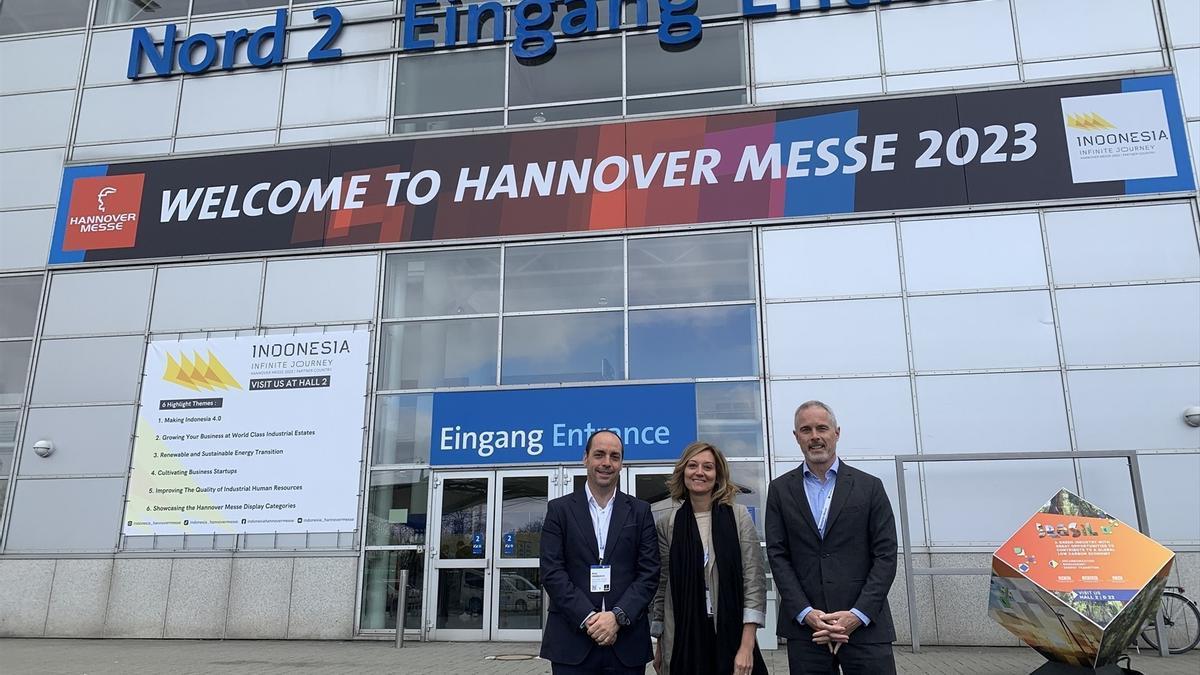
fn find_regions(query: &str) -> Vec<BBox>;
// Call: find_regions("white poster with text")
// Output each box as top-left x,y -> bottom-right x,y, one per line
122,330 -> 369,536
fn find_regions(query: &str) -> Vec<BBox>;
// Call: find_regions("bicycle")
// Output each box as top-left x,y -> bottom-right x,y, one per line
1138,586 -> 1200,655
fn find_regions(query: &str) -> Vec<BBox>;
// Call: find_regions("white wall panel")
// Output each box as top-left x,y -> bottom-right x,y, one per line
75,81 -> 180,144
886,65 -> 1019,93
880,0 -> 1015,72
0,148 -> 65,209
1057,284 -> 1200,366
1069,366 -> 1200,451
85,25 -> 169,86
770,376 -> 916,456
908,291 -> 1058,371
177,70 -> 283,135
916,372 -> 1069,454
0,208 -> 53,270
0,90 -> 76,151
762,223 -> 900,299
1139,453 -> 1200,541
287,2 -> 394,59
766,299 -> 909,376
1164,0 -> 1200,47
173,130 -> 276,152
755,77 -> 883,105
0,34 -> 85,94
1045,204 -> 1199,285
152,261 -> 262,331
4,477 -> 125,551
279,120 -> 387,143
753,12 -> 880,85
924,458 -> 1076,545
1022,52 -> 1164,81
71,139 -> 172,162
18,405 -> 136,476
281,59 -> 389,126
261,255 -> 378,324
42,268 -> 153,336
1014,0 -> 1160,61
1077,457 -> 1139,530
901,214 -> 1046,292
1176,48 -> 1200,119
31,336 -> 145,405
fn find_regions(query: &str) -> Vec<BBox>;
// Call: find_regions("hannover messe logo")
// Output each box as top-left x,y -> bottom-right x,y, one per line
63,174 -> 145,251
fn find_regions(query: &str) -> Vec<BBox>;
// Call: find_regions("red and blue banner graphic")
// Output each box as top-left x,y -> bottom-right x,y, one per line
50,74 -> 1194,265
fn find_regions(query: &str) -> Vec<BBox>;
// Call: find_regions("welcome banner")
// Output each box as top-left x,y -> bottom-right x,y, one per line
51,75 -> 1194,265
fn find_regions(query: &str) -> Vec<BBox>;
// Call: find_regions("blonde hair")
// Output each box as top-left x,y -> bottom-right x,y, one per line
666,441 -> 740,505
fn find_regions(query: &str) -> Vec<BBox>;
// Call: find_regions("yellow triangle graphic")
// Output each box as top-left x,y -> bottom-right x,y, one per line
207,350 -> 242,390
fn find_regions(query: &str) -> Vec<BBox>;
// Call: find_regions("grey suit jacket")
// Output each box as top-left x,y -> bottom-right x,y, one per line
764,461 -> 898,643
649,501 -> 766,675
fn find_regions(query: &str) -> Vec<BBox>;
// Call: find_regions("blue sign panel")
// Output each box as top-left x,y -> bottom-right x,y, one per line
429,383 -> 698,465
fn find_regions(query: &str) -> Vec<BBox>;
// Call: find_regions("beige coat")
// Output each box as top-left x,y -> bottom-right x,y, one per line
650,501 -> 766,675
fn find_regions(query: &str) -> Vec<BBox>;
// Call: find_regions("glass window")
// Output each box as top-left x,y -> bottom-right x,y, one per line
766,299 -> 908,377
645,0 -> 739,21
629,305 -> 758,379
503,240 -> 623,312
501,312 -> 623,384
499,476 -> 549,558
439,476 -> 489,559
95,0 -> 188,25
0,0 -> 89,35
509,37 -> 622,106
769,377 -> 916,457
901,214 -> 1047,292
762,223 -> 899,300
753,12 -> 880,86
261,255 -> 378,325
396,49 -> 506,116
394,112 -> 504,134
728,461 -> 766,537
360,550 -> 424,631
366,470 -> 430,546
916,372 -> 1070,454
42,269 -> 154,336
508,100 -> 622,125
696,381 -> 763,458
549,0 -> 612,33
1014,0 -> 1160,61
282,60 -> 390,126
1045,204 -> 1200,285
626,89 -> 745,115
193,0 -> 286,15
626,24 -> 745,97
0,275 -> 43,338
880,0 -> 1016,72
373,394 -> 435,464
628,232 -> 753,305
379,319 -> 498,390
1069,367 -> 1200,452
0,341 -> 32,406
152,262 -> 262,331
907,291 -> 1059,371
385,249 -> 500,319
1057,284 -> 1200,367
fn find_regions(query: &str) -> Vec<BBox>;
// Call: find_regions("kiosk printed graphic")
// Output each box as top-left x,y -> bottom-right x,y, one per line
989,489 -> 1175,672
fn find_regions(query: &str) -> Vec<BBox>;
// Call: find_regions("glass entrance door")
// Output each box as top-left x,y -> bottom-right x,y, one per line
428,469 -> 559,641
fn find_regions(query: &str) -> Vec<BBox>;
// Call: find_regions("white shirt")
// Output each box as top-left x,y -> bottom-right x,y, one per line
584,482 -> 615,562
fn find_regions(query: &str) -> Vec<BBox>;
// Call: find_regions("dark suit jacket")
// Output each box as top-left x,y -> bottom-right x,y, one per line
539,489 -> 660,667
765,461 -> 898,644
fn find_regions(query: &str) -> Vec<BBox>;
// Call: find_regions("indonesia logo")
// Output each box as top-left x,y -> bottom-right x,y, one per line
1064,113 -> 1116,131
1059,90 -> 1176,184
163,350 -> 243,391
63,174 -> 145,251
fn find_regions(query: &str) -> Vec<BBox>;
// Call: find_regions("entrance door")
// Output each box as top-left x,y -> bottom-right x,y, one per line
428,469 -> 559,641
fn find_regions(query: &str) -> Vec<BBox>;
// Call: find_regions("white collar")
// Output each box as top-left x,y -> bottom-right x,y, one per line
585,482 -> 617,510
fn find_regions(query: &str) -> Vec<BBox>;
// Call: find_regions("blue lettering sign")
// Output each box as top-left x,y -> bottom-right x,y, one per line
429,383 -> 698,465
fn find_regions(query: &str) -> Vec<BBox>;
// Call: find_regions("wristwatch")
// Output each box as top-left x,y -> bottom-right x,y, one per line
612,606 -> 631,626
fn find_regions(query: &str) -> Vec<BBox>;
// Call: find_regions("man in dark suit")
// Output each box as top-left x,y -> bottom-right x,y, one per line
540,429 -> 660,674
766,400 -> 898,675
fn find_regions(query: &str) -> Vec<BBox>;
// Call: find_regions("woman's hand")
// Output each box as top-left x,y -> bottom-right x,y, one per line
733,644 -> 754,675
653,640 -> 663,674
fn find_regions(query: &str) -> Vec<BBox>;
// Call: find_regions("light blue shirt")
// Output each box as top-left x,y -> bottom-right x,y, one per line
794,459 -> 870,628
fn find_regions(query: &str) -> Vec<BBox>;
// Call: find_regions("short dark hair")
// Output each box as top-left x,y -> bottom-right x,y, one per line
583,429 -> 623,457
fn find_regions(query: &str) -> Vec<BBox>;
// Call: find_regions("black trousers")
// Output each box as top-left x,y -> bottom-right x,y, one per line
550,645 -> 644,675
786,636 -> 897,675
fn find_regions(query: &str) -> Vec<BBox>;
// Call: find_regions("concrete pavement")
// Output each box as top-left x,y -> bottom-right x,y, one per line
0,638 -> 1196,675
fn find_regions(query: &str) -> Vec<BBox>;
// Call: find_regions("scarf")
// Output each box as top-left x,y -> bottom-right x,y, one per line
669,499 -> 767,675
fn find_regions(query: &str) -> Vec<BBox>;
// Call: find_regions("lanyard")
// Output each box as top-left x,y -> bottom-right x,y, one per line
816,483 -> 835,537
591,498 -> 611,562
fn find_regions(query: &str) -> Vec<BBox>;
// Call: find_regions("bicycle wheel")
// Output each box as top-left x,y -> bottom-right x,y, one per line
1140,591 -> 1200,655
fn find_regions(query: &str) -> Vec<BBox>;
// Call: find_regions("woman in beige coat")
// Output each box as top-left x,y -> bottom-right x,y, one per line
651,441 -> 767,675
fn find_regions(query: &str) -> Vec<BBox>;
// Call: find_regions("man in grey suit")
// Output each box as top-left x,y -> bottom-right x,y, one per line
765,400 -> 898,675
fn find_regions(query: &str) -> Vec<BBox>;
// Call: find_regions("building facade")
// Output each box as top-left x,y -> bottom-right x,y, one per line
0,0 -> 1197,647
